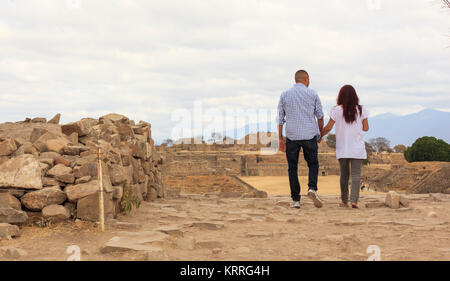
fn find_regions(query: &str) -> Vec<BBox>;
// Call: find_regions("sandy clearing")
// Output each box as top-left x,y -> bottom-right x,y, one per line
240,176 -> 383,196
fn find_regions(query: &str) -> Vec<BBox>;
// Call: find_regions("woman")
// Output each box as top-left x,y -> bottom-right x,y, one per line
320,85 -> 369,208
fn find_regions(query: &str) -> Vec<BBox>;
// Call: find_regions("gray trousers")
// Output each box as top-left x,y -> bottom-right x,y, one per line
338,158 -> 363,204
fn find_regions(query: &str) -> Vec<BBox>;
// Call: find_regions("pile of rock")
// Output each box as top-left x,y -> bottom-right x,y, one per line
0,113 -> 164,237
385,191 -> 409,209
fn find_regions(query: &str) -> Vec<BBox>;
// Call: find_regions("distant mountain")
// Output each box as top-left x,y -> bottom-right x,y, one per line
213,109 -> 450,147
366,109 -> 450,146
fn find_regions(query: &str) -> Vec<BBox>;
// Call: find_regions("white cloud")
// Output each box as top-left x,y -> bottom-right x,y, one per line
0,0 -> 449,141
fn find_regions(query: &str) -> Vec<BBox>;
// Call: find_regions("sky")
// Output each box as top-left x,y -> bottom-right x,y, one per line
0,0 -> 449,142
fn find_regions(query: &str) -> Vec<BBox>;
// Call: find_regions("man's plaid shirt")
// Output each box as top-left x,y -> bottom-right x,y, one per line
277,83 -> 324,141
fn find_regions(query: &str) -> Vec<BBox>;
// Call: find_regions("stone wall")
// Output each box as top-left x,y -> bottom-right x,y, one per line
159,142 -> 341,178
367,162 -> 450,193
159,140 -> 413,194
0,113 -> 164,232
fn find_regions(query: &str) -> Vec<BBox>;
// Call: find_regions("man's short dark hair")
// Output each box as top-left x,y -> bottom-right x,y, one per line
295,70 -> 309,82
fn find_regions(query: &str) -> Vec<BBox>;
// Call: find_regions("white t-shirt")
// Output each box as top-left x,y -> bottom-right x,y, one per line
328,105 -> 369,159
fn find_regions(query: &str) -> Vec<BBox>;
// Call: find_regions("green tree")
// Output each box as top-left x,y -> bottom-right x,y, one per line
404,136 -> 450,162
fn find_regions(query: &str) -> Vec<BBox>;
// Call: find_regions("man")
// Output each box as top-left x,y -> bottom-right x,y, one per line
277,70 -> 324,209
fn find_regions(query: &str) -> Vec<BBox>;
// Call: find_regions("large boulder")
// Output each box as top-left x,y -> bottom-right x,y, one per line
54,156 -> 71,167
48,164 -> 72,177
31,117 -> 46,123
42,205 -> 70,222
109,164 -> 128,185
0,122 -> 62,143
133,124 -> 151,140
0,223 -> 20,238
385,191 -> 400,209
39,151 -> 61,162
99,113 -> 129,124
116,123 -> 135,141
33,132 -> 59,152
45,137 -> 71,154
64,181 -> 99,202
134,140 -> 152,160
61,120 -> 92,137
0,192 -> 22,210
74,161 -> 98,178
101,175 -> 114,193
47,164 -> 74,184
63,145 -> 86,156
13,142 -> 37,157
74,160 -> 109,178
131,158 -> 146,184
112,185 -> 123,200
0,208 -> 28,225
20,186 -> 67,211
30,128 -> 48,143
0,155 -> 43,190
0,139 -> 17,156
76,192 -> 114,222
73,161 -> 113,192
42,177 -> 60,187
48,113 -> 61,125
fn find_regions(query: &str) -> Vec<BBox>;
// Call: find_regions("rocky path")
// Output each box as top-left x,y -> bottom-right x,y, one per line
1,193 -> 450,261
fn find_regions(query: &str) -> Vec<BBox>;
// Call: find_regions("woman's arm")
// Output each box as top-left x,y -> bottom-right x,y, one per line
362,118 -> 369,132
321,119 -> 335,138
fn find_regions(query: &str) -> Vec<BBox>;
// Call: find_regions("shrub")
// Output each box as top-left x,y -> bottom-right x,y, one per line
404,136 -> 450,162
120,183 -> 141,213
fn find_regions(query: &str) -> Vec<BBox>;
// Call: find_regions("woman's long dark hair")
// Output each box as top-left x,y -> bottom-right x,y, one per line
337,85 -> 362,124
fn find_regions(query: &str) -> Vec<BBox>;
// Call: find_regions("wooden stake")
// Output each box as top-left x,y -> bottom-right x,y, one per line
97,147 -> 105,232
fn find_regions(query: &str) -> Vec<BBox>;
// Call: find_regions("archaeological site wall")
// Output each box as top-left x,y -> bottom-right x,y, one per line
159,138 -> 446,196
160,141 -> 345,178
0,113 -> 164,231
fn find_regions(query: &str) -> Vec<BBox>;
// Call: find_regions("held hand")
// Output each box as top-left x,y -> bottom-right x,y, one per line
278,138 -> 286,152
318,137 -> 323,144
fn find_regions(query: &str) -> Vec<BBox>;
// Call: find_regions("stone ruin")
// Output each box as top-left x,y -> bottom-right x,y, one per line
0,113 -> 164,238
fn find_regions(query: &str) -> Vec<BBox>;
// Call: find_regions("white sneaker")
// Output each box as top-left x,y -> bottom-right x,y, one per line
291,201 -> 300,209
308,190 -> 323,208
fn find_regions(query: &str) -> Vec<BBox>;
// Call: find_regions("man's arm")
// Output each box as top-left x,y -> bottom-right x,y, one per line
317,117 -> 324,143
318,117 -> 324,132
315,94 -> 325,142
278,124 -> 286,152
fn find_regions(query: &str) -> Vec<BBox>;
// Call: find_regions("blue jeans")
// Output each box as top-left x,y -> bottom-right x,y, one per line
286,137 -> 319,202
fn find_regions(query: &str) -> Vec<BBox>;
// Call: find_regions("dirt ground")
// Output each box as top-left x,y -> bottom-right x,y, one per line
1,192 -> 449,261
240,176 -> 382,196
